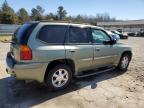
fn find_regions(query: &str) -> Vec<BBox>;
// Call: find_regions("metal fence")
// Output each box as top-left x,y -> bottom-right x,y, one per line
0,24 -> 21,36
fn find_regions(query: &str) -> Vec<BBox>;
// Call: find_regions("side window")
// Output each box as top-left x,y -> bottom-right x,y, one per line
38,25 -> 67,44
69,27 -> 89,43
92,29 -> 111,44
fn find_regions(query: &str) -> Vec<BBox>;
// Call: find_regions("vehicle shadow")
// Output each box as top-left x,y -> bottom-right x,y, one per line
0,69 -> 126,107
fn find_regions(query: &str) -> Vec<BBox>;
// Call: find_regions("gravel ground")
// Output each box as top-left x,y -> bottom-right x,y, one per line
122,37 -> 144,82
0,37 -> 144,108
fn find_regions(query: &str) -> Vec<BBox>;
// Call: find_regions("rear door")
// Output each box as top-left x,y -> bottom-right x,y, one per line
65,26 -> 93,73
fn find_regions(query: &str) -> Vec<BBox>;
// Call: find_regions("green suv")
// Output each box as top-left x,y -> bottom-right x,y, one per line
6,22 -> 132,91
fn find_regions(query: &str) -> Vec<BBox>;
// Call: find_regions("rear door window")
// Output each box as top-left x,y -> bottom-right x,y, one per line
38,25 -> 67,44
68,27 -> 90,43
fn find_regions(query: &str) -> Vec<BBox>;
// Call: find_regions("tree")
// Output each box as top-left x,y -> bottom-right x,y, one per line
0,9 -> 2,23
36,5 -> 44,15
57,6 -> 67,20
1,0 -> 17,24
75,14 -> 83,22
95,13 -> 116,22
45,12 -> 59,21
31,5 -> 44,21
17,8 -> 29,24
31,8 -> 39,20
45,13 -> 55,21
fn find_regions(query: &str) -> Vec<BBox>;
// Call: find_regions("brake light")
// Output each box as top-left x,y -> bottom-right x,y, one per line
20,45 -> 32,60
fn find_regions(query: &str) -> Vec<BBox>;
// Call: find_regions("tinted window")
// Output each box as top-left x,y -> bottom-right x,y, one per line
38,25 -> 67,44
69,27 -> 89,43
92,29 -> 110,44
12,23 -> 38,44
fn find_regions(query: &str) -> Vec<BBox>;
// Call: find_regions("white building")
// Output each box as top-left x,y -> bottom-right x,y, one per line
97,20 -> 144,32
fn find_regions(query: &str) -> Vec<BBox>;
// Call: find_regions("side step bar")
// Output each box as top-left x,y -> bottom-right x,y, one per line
75,67 -> 115,78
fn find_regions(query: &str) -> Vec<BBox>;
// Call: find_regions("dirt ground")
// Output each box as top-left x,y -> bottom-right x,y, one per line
0,37 -> 144,108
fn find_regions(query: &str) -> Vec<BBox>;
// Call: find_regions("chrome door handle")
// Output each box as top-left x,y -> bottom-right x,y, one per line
69,50 -> 76,53
95,48 -> 100,51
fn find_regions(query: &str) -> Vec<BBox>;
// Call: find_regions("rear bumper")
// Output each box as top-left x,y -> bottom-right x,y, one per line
6,52 -> 48,83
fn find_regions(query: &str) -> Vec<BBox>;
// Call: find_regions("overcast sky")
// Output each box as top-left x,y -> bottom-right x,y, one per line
0,0 -> 144,20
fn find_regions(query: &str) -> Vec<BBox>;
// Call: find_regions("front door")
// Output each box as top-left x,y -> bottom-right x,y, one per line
91,29 -> 117,68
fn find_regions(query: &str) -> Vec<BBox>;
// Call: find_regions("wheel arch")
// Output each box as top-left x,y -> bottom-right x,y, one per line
121,51 -> 132,61
44,59 -> 75,82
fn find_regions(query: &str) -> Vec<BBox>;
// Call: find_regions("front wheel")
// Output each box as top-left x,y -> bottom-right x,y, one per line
45,64 -> 72,91
117,54 -> 131,71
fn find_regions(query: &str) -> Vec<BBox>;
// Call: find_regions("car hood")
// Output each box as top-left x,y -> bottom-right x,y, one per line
117,42 -> 129,46
116,42 -> 132,50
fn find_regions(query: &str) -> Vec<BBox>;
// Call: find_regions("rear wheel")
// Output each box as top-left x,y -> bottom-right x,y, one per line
45,64 -> 72,91
125,36 -> 128,39
117,53 -> 131,71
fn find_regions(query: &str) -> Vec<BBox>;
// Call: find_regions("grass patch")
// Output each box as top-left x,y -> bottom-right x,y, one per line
0,36 -> 12,42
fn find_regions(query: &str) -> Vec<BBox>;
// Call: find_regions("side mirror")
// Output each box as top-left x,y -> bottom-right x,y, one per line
112,34 -> 120,42
103,37 -> 117,45
111,38 -> 117,44
103,40 -> 115,45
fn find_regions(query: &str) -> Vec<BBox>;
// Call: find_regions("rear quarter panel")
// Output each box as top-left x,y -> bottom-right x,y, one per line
27,23 -> 66,81
28,23 -> 65,62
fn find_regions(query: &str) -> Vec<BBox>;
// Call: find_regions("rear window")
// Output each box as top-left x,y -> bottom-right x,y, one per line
37,25 -> 67,44
12,23 -> 38,44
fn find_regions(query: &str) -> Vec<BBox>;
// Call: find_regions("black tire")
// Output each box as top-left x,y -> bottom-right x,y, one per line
117,53 -> 131,71
45,64 -> 72,91
125,36 -> 128,39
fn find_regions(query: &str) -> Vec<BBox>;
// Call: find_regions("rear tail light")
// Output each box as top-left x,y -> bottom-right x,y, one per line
20,45 -> 32,60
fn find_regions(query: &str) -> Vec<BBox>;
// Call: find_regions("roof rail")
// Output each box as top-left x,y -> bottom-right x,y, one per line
39,20 -> 91,25
40,20 -> 72,23
25,21 -> 40,24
